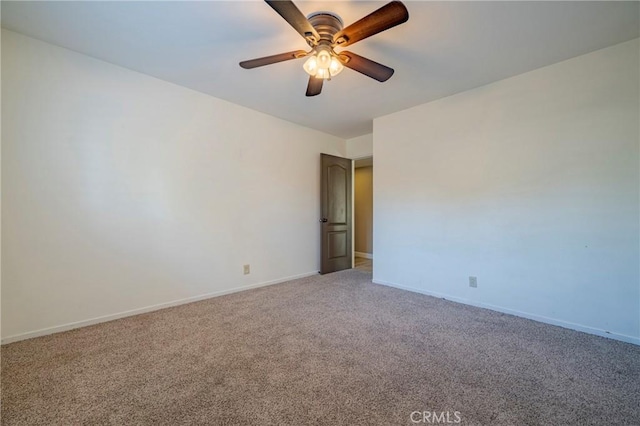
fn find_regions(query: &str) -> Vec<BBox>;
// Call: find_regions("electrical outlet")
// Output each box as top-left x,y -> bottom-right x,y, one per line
469,276 -> 477,288
243,264 -> 250,275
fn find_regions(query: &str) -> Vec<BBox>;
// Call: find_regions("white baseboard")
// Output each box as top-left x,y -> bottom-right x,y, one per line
1,271 -> 319,345
372,279 -> 640,346
354,252 -> 373,260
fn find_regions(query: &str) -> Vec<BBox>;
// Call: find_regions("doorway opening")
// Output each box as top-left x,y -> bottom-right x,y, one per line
354,156 -> 373,273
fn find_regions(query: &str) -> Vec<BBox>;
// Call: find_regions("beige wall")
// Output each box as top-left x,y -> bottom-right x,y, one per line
374,39 -> 639,344
354,166 -> 373,255
346,133 -> 373,159
1,30 -> 346,342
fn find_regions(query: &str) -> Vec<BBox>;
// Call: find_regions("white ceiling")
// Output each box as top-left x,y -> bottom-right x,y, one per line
2,1 -> 638,139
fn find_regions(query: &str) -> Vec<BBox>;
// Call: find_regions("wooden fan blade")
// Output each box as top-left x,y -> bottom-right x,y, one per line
333,1 -> 408,47
306,76 -> 323,96
240,50 -> 307,69
339,51 -> 394,82
265,0 -> 320,45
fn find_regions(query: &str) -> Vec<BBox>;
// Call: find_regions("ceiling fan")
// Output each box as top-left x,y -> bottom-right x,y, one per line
239,0 -> 409,97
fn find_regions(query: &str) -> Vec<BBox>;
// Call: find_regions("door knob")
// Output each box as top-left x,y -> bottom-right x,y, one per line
320,218 -> 328,223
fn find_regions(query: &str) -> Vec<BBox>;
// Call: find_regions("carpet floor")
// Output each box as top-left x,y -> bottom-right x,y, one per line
2,269 -> 639,425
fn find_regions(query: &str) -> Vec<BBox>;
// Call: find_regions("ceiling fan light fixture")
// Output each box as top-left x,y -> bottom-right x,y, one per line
303,46 -> 344,79
329,56 -> 344,76
316,49 -> 331,68
303,55 -> 318,75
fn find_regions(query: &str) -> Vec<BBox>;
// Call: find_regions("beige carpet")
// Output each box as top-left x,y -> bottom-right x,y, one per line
2,269 -> 639,425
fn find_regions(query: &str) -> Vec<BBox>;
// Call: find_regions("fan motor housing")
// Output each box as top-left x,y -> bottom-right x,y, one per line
307,11 -> 344,42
